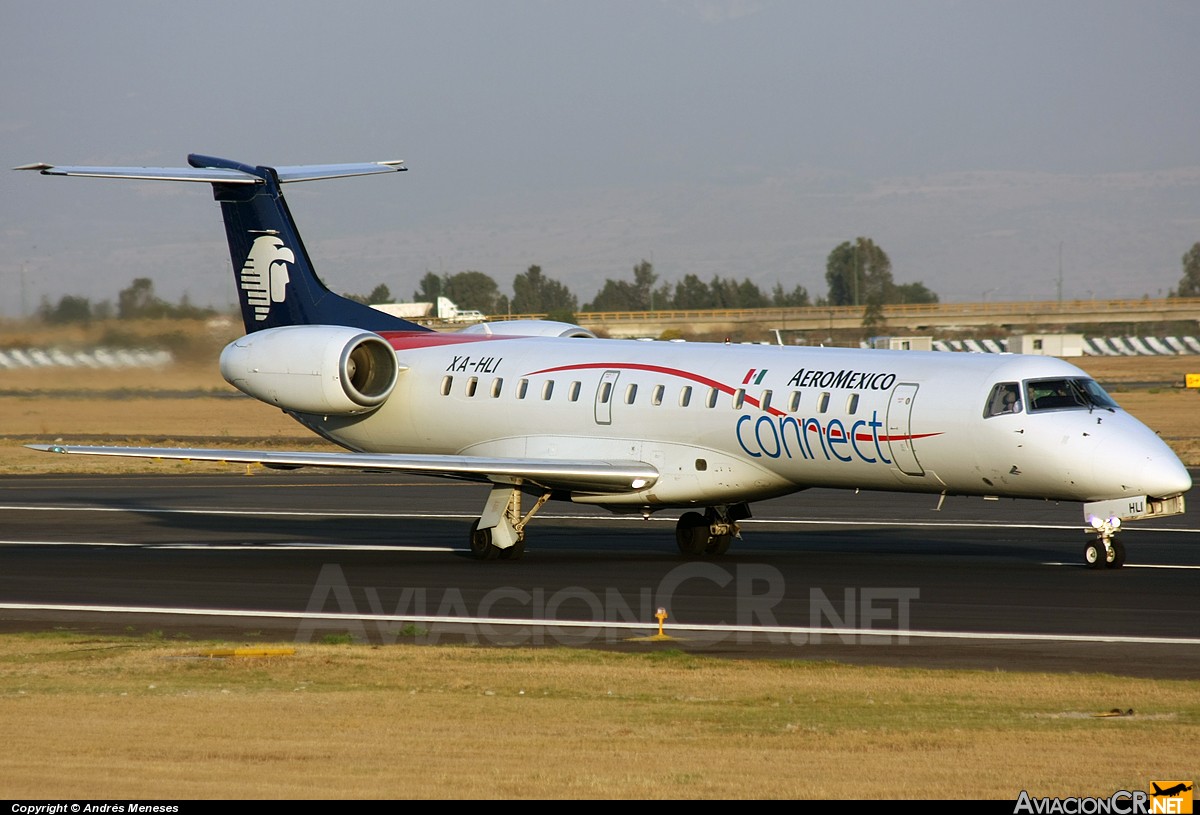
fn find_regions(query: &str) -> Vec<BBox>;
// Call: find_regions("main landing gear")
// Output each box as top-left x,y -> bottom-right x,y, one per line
469,484 -> 550,561
468,490 -> 755,561
675,504 -> 750,557
1084,515 -> 1126,570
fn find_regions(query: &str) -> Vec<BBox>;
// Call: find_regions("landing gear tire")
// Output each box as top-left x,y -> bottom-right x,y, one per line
706,534 -> 733,556
1105,536 -> 1126,569
469,520 -> 524,561
469,520 -> 500,561
676,512 -> 710,556
1085,536 -> 1127,570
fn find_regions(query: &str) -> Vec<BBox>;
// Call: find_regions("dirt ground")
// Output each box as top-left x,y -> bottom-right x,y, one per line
1,353 -> 1197,473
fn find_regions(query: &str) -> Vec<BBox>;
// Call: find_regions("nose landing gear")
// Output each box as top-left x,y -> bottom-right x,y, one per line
1084,515 -> 1126,570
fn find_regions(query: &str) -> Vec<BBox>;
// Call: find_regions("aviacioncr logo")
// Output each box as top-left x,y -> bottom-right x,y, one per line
240,235 -> 295,321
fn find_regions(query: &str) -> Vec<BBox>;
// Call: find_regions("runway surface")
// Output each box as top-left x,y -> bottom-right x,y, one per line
1,470 -> 1197,678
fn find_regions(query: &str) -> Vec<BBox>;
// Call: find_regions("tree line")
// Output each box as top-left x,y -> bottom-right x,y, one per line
31,237 -> 936,327
34,238 -> 1200,328
345,237 -> 938,320
58,236 -> 1200,326
37,277 -> 217,325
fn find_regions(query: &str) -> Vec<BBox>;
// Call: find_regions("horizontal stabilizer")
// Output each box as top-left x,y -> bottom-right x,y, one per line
15,160 -> 405,184
15,163 -> 261,183
273,161 -> 406,183
27,444 -> 658,495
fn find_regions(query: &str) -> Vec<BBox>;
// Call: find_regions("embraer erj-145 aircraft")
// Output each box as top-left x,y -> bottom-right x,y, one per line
17,155 -> 1191,566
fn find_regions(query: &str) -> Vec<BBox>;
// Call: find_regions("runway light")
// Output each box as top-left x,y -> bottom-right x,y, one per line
655,607 -> 668,637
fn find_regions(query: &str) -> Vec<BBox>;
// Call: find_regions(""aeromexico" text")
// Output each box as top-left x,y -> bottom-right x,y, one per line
787,368 -> 897,390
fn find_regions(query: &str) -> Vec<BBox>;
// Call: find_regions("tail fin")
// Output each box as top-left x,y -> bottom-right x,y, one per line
17,155 -> 430,334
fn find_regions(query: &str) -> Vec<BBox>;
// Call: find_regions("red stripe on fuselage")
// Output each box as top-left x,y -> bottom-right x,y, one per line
525,361 -> 788,416
379,342 -> 945,445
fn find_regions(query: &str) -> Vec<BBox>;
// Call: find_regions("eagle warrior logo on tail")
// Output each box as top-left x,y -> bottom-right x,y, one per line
240,235 -> 294,321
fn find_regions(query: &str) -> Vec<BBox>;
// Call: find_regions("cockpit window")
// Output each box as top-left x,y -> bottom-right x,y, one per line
1025,378 -> 1119,413
984,382 -> 1022,417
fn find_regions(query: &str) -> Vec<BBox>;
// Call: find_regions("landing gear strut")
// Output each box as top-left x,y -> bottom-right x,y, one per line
675,504 -> 749,557
468,484 -> 550,561
1085,515 -> 1126,570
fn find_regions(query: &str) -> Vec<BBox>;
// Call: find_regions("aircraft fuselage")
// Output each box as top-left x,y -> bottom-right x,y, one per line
296,331 -> 1189,511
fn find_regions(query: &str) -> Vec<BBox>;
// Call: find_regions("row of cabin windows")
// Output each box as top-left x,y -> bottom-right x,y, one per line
440,375 -> 863,415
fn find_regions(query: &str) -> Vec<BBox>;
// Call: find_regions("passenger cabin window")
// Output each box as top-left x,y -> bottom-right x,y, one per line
1025,378 -> 1118,413
568,381 -> 581,402
516,378 -> 529,399
625,383 -> 638,404
651,384 -> 664,406
599,381 -> 613,403
465,377 -> 478,397
731,389 -> 744,410
706,387 -> 719,408
440,375 -> 453,396
984,382 -> 1022,417
491,378 -> 503,398
787,391 -> 802,413
845,393 -> 858,414
760,390 -> 773,412
679,386 -> 692,407
817,392 -> 830,413
541,380 -> 554,400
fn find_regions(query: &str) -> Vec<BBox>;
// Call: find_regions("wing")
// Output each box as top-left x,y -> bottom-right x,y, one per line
26,444 -> 657,495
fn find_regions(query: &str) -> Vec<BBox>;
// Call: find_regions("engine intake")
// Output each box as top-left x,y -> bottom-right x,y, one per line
220,325 -> 398,415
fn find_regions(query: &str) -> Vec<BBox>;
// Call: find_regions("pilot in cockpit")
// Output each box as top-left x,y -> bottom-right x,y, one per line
986,382 -> 1023,417
1001,385 -> 1021,413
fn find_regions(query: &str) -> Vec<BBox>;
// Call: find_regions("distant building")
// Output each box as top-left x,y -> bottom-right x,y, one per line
1011,333 -> 1084,357
871,336 -> 933,351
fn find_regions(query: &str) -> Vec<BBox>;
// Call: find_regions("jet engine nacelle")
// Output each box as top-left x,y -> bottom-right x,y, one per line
457,320 -> 596,339
219,325 -> 398,415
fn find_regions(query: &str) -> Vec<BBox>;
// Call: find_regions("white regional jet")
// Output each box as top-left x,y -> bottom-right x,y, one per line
17,155 -> 1191,566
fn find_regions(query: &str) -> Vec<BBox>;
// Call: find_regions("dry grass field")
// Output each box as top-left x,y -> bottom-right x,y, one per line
0,635 -> 1196,800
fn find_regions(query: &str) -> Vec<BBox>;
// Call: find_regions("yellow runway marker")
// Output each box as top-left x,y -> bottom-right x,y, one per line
627,607 -> 680,643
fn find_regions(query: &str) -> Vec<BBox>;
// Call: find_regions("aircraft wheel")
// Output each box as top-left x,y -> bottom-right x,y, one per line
469,520 -> 500,560
706,534 -> 733,556
1084,541 -> 1106,570
676,512 -> 710,556
499,538 -> 526,561
1105,537 -> 1126,569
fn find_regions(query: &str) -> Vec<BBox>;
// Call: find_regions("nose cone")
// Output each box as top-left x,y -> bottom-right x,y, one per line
1092,416 -> 1192,500
1136,453 -> 1192,499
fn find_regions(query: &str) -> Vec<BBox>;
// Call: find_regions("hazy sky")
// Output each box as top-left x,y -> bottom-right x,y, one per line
3,0 -> 1199,318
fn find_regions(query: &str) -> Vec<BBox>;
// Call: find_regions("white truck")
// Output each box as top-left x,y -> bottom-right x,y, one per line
442,297 -> 485,323
371,296 -> 485,323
